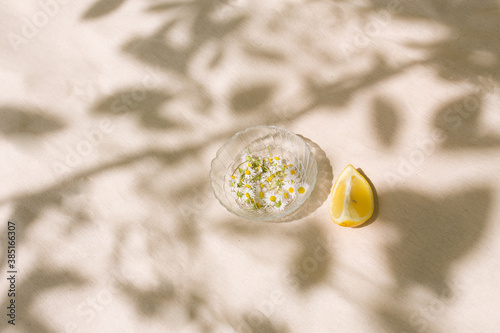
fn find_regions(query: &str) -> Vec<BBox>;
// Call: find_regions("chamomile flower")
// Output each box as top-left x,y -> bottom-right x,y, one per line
297,183 -> 309,195
240,178 -> 253,191
282,179 -> 297,198
243,167 -> 256,180
264,191 -> 279,206
229,148 -> 309,214
286,169 -> 300,183
243,186 -> 256,200
243,190 -> 255,201
254,200 -> 263,210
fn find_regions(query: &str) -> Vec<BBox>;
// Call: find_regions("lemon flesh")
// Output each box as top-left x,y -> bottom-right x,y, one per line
329,165 -> 374,227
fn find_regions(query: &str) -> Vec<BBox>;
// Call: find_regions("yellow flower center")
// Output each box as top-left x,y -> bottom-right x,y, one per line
259,192 -> 264,198
270,196 -> 276,202
248,163 -> 252,167
260,184 -> 264,188
290,170 -> 296,175
256,202 -> 261,209
274,157 -> 280,160
284,192 -> 288,199
245,193 -> 251,198
288,187 -> 294,193
246,184 -> 251,188
231,175 -> 235,179
298,187 -> 305,194
245,170 -> 250,175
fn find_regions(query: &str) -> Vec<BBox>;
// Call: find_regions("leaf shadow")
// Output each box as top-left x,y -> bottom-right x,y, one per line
118,280 -> 177,318
92,89 -> 182,130
303,55 -> 416,111
0,106 -> 65,138
287,219 -> 333,292
122,1 -> 247,76
433,93 -> 500,149
0,265 -> 87,332
371,96 -> 402,148
379,186 -> 492,295
82,0 -> 128,20
230,83 -> 277,114
375,305 -> 439,333
238,311 -> 290,333
368,0 -> 500,83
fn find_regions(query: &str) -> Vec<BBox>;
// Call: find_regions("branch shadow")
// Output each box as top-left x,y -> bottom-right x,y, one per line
122,0 -> 247,77
9,0 -> 498,332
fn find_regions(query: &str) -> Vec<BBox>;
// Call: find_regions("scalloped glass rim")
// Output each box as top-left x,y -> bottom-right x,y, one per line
210,125 -> 318,222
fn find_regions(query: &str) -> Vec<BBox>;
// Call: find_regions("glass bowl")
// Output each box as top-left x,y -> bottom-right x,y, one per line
210,126 -> 317,222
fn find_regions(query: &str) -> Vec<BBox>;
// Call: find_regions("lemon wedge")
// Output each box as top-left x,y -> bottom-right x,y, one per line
329,165 -> 374,227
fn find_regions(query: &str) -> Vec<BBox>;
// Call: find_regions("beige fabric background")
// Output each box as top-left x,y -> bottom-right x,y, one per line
1,0 -> 500,332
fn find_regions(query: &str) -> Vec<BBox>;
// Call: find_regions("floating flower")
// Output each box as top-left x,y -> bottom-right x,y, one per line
264,191 -> 279,206
282,179 -> 297,198
272,200 -> 285,212
298,183 -> 309,194
229,148 -> 308,213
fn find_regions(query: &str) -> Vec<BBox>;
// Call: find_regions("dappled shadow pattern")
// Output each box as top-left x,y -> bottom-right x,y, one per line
0,264 -> 87,333
288,220 -> 333,291
3,0 -> 499,332
92,89 -> 181,130
371,96 -> 401,148
375,305 -> 440,333
122,0 -> 247,76
238,311 -> 290,333
118,280 -> 176,317
0,106 -> 64,138
302,55 -> 417,111
231,83 -> 277,114
82,0 -> 128,20
6,181 -> 89,240
368,0 -> 500,82
380,187 -> 492,294
217,216 -> 334,293
0,181 -> 91,271
433,93 -> 500,149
